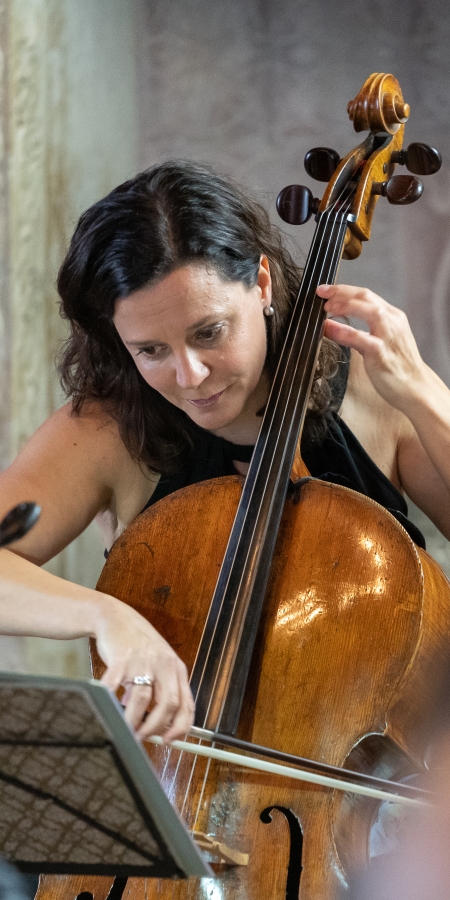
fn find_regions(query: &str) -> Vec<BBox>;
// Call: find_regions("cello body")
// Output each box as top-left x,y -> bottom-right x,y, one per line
37,475 -> 450,900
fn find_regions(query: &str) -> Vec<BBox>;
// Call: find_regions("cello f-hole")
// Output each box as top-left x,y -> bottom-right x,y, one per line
74,878 -> 128,900
105,877 -> 128,900
260,806 -> 303,900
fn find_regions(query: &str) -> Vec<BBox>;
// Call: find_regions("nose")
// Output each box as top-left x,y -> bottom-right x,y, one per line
174,348 -> 210,389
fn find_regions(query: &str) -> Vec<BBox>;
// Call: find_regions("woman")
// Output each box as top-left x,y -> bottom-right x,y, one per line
1,160 -> 449,740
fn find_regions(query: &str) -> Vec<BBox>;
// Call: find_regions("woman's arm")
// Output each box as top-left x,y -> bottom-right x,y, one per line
318,283 -> 450,539
0,547 -> 194,741
0,402 -> 193,739
0,402 -> 141,564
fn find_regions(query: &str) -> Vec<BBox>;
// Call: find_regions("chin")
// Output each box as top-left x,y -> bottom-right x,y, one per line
186,402 -> 241,431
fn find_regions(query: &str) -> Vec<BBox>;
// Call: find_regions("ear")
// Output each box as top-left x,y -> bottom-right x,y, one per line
256,256 -> 272,307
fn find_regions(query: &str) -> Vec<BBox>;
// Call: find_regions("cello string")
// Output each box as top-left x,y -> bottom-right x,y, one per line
234,183 -> 355,520
162,733 -> 211,823
191,190 -> 352,719
246,186 -> 355,503
240,194 -> 351,532
168,184 -> 359,831
185,206 -> 330,703
178,743 -> 199,818
159,736 -> 196,819
281,189 -> 353,384
188,186 -> 349,700
196,187 -> 356,718
192,209 -> 354,742
161,734 -> 202,816
186,199 -> 355,816
179,738 -> 210,820
190,754 -> 213,830
182,198 -> 356,831
160,736 -> 177,782
164,744 -> 185,798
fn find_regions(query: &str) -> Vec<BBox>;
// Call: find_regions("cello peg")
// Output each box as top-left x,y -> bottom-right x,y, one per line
371,174 -> 423,205
276,185 -> 320,225
0,501 -> 40,547
304,147 -> 341,181
391,142 -> 442,176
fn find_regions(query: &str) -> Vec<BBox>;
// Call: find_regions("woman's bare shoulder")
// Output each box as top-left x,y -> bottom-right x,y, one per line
0,400 -> 160,563
4,400 -> 130,487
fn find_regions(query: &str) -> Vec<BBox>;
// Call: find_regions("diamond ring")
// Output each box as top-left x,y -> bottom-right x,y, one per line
133,675 -> 154,686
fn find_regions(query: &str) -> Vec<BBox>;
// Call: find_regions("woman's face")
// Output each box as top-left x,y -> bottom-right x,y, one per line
113,260 -> 272,436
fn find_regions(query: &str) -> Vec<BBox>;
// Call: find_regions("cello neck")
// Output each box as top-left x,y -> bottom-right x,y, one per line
191,199 -> 353,735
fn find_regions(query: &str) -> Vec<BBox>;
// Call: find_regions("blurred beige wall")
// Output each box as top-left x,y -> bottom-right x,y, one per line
0,0 -> 138,675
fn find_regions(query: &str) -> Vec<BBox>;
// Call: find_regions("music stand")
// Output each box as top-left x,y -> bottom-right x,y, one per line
0,673 -> 211,879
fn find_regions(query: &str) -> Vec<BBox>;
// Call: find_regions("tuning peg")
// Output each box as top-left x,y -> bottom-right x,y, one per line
276,185 -> 320,225
304,147 -> 341,182
371,174 -> 423,205
390,142 -> 442,176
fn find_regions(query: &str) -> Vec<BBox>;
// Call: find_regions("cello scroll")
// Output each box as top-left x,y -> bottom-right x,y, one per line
278,73 -> 441,258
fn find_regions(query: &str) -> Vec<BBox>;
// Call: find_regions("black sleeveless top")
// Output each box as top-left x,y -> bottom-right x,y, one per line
142,352 -> 426,549
142,416 -> 425,549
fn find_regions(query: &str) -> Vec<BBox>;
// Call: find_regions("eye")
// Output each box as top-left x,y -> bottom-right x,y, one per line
137,344 -> 168,360
196,324 -> 224,343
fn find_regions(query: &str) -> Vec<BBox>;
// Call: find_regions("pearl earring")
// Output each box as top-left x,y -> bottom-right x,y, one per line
263,304 -> 274,317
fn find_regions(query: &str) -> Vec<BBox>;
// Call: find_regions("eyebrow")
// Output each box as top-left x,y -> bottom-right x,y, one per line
125,338 -> 163,347
124,315 -> 224,346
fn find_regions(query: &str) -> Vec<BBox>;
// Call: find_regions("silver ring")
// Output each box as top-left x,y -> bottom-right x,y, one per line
133,675 -> 154,686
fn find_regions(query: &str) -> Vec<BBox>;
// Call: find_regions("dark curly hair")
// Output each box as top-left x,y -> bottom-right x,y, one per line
58,160 -> 344,473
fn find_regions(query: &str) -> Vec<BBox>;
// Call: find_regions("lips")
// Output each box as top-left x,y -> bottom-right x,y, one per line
186,390 -> 225,408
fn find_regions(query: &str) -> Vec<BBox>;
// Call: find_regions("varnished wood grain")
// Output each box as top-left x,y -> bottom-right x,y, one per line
38,475 -> 450,900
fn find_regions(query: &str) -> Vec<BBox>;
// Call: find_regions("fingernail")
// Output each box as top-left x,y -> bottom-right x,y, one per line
317,284 -> 331,293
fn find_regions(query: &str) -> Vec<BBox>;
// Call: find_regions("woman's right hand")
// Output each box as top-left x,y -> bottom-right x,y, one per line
95,594 -> 195,742
0,548 -> 194,742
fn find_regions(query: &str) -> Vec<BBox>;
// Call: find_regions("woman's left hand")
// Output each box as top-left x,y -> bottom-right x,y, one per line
317,283 -> 450,540
317,283 -> 427,412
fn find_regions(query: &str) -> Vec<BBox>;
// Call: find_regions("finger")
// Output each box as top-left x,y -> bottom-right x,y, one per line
318,283 -> 381,302
100,665 -> 123,692
139,661 -> 194,742
323,318 -> 378,355
137,692 -> 179,740
161,699 -> 195,743
160,664 -> 195,743
319,284 -> 391,334
137,663 -> 183,738
326,302 -> 388,336
123,683 -> 155,731
121,683 -> 133,705
100,663 -> 139,706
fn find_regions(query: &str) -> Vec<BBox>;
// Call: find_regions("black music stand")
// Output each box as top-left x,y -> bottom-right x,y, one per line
0,673 -> 211,879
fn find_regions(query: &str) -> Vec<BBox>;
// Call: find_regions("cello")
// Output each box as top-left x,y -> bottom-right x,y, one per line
37,73 -> 450,900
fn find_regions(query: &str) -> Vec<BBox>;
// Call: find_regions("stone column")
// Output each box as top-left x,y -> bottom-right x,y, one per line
0,0 -> 138,674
